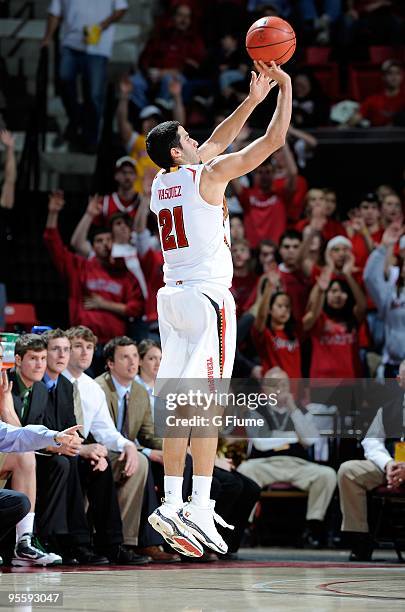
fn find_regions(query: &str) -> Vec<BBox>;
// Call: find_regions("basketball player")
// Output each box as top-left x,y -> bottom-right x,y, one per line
147,61 -> 292,557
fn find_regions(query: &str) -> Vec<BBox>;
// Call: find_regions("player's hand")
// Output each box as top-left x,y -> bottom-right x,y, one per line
86,194 -> 102,218
91,456 -> 108,472
79,442 -> 108,461
48,190 -> 65,213
0,130 -> 15,149
389,463 -> 405,487
119,443 -> 139,477
254,61 -> 291,87
248,69 -> 277,104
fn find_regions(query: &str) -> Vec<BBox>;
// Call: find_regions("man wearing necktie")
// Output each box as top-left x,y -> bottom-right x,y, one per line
96,336 -> 180,562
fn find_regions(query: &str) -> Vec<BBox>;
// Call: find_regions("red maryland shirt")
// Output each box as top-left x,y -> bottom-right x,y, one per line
273,175 -> 308,224
238,186 -> 286,248
93,193 -> 140,225
230,273 -> 258,319
360,90 -> 405,127
44,228 -> 144,343
295,218 -> 347,242
278,265 -> 313,324
310,312 -> 361,379
140,248 -> 164,323
251,326 -> 301,378
351,228 -> 384,271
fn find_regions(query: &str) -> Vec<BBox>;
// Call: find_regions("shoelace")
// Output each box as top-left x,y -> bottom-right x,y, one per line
212,511 -> 234,531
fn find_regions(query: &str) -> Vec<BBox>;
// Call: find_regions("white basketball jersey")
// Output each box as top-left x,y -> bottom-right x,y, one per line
150,164 -> 233,289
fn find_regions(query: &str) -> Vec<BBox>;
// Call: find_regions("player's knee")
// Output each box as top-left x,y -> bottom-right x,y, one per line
337,460 -> 358,486
317,465 -> 337,488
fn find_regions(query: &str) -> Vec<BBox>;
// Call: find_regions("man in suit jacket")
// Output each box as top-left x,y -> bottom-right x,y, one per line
96,336 -> 180,562
338,361 -> 405,561
4,334 -> 63,566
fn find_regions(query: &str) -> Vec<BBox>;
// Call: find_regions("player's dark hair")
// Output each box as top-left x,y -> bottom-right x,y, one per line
42,328 -> 69,347
109,212 -> 132,230
66,326 -> 98,346
103,336 -> 137,364
138,339 -> 161,360
146,121 -> 181,169
279,230 -> 302,247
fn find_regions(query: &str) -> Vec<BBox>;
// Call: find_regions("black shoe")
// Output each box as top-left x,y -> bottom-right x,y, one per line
109,546 -> 150,566
302,521 -> 324,549
71,546 -> 109,566
349,534 -> 373,562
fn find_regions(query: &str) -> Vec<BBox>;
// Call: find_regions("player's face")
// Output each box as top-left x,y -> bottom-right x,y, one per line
175,126 -> 200,165
47,337 -> 71,375
230,217 -> 245,241
231,243 -> 250,267
69,338 -> 95,372
270,294 -> 291,325
115,166 -> 136,190
140,347 -> 162,381
112,218 -> 131,244
16,350 -> 47,383
109,345 -> 139,383
93,233 -> 113,260
329,245 -> 350,269
279,238 -> 301,266
326,282 -> 348,309
360,201 -> 380,226
382,195 -> 403,223
324,192 -> 336,216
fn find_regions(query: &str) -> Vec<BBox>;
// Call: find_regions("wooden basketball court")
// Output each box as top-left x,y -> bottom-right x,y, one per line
1,549 -> 404,611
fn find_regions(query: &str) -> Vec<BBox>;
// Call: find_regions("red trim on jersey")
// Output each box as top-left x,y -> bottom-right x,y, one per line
220,302 -> 226,378
186,167 -> 197,182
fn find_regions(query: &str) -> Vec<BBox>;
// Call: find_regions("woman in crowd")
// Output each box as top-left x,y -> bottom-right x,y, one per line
251,278 -> 302,379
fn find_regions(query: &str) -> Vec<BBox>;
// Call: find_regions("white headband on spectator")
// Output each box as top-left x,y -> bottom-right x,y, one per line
326,236 -> 352,251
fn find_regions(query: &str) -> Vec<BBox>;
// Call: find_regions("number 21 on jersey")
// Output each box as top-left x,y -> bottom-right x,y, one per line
158,206 -> 189,251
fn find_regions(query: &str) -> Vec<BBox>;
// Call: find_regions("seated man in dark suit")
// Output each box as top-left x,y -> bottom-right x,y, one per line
4,334 -> 62,566
338,360 -> 405,561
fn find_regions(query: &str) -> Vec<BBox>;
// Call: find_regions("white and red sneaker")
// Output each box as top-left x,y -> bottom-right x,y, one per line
176,499 -> 234,555
148,502 -> 203,558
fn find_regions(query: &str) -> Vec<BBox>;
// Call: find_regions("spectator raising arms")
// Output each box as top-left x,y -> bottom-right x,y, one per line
303,262 -> 366,379
251,276 -> 302,378
364,223 -> 405,378
43,191 -> 144,345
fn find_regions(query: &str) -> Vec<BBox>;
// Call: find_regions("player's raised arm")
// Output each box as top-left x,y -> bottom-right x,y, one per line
198,68 -> 276,163
205,62 -> 292,183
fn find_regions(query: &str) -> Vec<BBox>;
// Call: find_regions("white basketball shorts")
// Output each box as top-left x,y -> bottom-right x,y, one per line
156,284 -> 236,383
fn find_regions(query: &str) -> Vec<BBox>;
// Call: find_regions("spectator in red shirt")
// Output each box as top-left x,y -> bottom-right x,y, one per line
93,157 -> 140,225
348,60 -> 405,127
231,157 -> 291,248
251,280 -> 301,378
272,142 -> 308,225
296,188 -> 347,242
277,230 -> 313,322
347,194 -> 384,270
43,192 -> 144,346
303,265 -> 366,380
230,239 -> 258,318
131,4 -> 207,110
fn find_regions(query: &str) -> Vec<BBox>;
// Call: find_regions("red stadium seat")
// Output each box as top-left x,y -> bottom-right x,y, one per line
369,46 -> 401,65
348,66 -> 382,101
312,64 -> 340,101
304,46 -> 332,65
5,303 -> 38,332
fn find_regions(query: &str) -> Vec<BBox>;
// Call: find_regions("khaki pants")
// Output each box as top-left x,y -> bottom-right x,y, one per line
337,459 -> 385,533
237,455 -> 337,521
109,451 -> 149,546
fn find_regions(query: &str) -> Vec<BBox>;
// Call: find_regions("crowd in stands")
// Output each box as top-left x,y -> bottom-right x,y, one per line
0,1 -> 405,566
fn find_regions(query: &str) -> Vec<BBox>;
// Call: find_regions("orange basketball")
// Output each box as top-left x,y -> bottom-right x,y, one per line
246,16 -> 296,65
